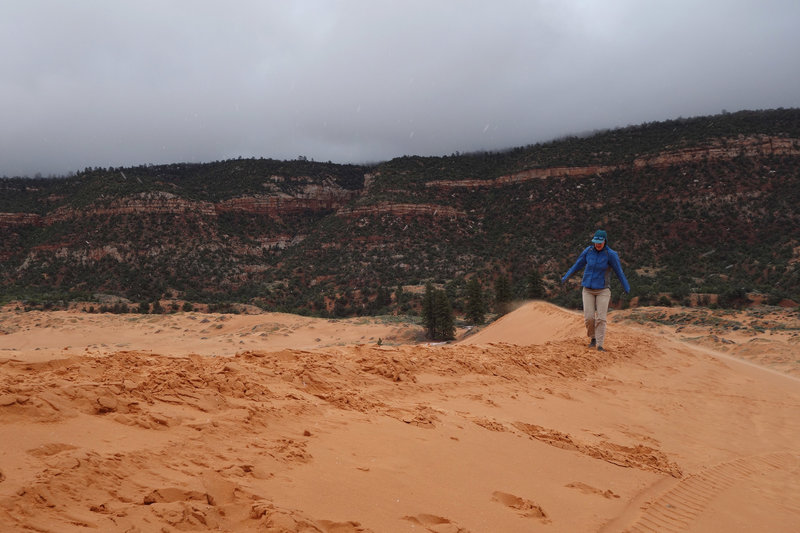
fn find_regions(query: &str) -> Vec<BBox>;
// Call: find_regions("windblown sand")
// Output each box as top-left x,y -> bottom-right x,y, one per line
1,302 -> 798,532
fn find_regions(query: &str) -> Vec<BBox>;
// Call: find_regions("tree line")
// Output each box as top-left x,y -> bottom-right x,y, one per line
420,269 -> 546,341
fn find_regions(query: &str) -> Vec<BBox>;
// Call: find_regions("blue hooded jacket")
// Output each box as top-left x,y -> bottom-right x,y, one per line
562,245 -> 631,293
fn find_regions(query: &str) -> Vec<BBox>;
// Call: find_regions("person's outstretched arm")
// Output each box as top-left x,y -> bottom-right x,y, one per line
562,247 -> 589,284
608,251 -> 631,293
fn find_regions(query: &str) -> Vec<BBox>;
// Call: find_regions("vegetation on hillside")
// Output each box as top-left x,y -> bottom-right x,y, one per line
1,108 -> 799,316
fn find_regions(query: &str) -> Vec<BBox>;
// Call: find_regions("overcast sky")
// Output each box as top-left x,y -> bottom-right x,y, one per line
2,0 -> 799,177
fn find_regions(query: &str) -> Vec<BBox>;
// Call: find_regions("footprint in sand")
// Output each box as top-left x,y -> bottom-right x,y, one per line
566,481 -> 620,499
471,417 -> 507,432
316,519 -> 370,532
26,442 -> 79,457
142,472 -> 240,507
403,513 -> 471,532
142,487 -> 208,505
491,491 -> 549,523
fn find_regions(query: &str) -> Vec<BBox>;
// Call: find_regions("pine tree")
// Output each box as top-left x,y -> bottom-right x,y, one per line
465,278 -> 485,325
433,289 -> 455,340
333,297 -> 349,317
527,269 -> 545,299
395,284 -> 406,311
421,283 -> 455,341
376,285 -> 392,309
494,274 -> 513,315
445,279 -> 462,312
421,282 -> 436,338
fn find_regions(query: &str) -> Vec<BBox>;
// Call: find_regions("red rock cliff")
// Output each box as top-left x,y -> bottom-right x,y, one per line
337,203 -> 466,219
426,136 -> 800,189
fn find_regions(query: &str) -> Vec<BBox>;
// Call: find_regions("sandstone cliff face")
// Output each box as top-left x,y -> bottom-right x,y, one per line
425,165 -> 618,189
2,190 -> 460,228
0,212 -> 42,228
45,192 -> 215,223
8,185 -> 360,228
216,185 -> 357,218
426,136 -> 800,189
631,135 -> 800,168
53,245 -> 126,264
337,203 -> 466,219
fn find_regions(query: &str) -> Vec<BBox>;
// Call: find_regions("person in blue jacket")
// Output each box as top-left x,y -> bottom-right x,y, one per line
561,229 -> 630,351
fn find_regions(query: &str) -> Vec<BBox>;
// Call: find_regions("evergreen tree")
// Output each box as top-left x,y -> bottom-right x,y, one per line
421,283 -> 455,340
376,285 -> 392,310
434,289 -> 455,340
527,269 -> 545,299
445,279 -> 463,312
465,278 -> 485,325
494,274 -> 513,315
395,284 -> 406,311
333,297 -> 349,317
421,282 -> 436,338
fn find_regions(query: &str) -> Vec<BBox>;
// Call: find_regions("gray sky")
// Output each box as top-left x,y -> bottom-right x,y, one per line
2,0 -> 799,177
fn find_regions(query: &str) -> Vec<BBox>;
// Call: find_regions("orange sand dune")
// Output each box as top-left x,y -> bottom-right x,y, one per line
460,301 -> 584,345
0,311 -> 420,362
1,303 -> 798,532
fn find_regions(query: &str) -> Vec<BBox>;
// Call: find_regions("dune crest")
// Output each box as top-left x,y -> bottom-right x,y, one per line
460,300 -> 585,346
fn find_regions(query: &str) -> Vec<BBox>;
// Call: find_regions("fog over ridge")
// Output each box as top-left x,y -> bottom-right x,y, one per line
2,0 -> 799,177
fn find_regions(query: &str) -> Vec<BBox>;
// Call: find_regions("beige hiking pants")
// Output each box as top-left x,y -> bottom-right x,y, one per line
582,287 -> 611,347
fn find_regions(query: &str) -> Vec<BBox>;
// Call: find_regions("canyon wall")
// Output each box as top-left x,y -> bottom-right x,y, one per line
426,136 -> 800,189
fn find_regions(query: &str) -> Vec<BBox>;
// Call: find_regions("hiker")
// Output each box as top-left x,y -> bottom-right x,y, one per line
561,229 -> 630,351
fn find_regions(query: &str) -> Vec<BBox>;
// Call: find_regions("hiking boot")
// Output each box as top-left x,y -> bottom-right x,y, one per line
588,338 -> 596,348
597,346 -> 605,352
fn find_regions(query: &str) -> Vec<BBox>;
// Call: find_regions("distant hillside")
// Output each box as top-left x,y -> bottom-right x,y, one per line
2,108 -> 799,315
